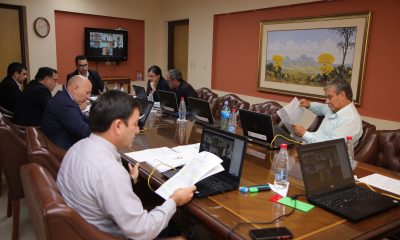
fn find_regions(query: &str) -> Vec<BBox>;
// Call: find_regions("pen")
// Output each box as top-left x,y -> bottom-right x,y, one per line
239,184 -> 271,193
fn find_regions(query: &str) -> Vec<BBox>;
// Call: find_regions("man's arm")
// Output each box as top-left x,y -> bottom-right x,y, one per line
57,103 -> 91,139
96,167 -> 195,240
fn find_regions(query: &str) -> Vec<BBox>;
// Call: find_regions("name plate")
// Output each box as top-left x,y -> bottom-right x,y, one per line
195,115 -> 209,123
248,131 -> 267,141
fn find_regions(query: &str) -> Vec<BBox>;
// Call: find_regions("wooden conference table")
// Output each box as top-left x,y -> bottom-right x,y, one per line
121,112 -> 400,239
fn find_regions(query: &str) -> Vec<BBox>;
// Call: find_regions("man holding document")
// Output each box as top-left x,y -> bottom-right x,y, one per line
57,90 -> 196,240
292,79 -> 363,146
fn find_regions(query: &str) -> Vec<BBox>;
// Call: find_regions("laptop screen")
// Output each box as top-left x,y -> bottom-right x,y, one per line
158,90 -> 178,113
132,85 -> 148,100
133,97 -> 154,128
297,139 -> 355,197
200,126 -> 246,182
239,109 -> 274,143
188,97 -> 214,124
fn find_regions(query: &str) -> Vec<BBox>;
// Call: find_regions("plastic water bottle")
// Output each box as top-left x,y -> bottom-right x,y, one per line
227,108 -> 237,133
178,97 -> 186,121
220,101 -> 230,131
346,136 -> 356,170
148,92 -> 154,102
274,144 -> 289,189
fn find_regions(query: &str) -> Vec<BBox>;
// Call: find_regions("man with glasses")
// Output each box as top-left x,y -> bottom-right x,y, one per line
0,62 -> 28,112
67,55 -> 104,95
14,67 -> 58,126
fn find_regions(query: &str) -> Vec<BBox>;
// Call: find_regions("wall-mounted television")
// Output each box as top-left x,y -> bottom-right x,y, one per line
84,27 -> 128,61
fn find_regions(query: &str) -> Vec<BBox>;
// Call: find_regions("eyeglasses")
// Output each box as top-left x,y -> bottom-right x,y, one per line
148,74 -> 157,78
78,63 -> 88,68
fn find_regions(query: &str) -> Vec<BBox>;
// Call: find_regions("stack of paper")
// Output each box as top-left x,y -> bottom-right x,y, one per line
125,143 -> 200,172
155,151 -> 224,199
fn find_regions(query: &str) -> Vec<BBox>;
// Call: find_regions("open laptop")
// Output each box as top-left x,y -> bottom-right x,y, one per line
133,97 -> 154,130
297,139 -> 399,222
132,85 -> 148,101
163,125 -> 247,198
158,90 -> 179,116
188,97 -> 219,126
239,109 -> 300,148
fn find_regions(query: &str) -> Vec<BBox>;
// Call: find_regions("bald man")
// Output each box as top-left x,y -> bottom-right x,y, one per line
42,75 -> 92,150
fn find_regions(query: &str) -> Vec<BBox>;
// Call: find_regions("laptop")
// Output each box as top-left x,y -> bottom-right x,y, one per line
239,109 -> 300,148
158,90 -> 179,116
163,125 -> 247,198
133,97 -> 154,130
132,85 -> 148,101
297,139 -> 399,222
188,97 -> 219,126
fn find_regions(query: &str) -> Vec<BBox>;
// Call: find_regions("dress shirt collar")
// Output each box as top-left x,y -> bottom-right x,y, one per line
13,78 -> 23,91
89,133 -> 121,162
328,102 -> 355,119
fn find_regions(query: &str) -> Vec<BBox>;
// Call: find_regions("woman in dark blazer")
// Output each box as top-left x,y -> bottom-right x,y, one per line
146,65 -> 169,102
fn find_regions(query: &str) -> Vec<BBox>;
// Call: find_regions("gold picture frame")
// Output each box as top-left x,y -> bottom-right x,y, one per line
257,12 -> 371,105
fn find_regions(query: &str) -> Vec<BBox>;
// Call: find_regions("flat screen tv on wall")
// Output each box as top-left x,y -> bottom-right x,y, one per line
84,27 -> 128,61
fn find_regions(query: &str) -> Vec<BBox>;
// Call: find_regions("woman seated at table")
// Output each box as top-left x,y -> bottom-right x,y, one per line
146,65 -> 170,102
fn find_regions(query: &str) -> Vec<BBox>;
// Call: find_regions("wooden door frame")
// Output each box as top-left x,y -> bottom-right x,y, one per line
0,4 -> 26,66
167,19 -> 189,70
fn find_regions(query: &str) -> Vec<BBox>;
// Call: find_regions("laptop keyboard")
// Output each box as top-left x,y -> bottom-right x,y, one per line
316,187 -> 380,209
197,177 -> 233,193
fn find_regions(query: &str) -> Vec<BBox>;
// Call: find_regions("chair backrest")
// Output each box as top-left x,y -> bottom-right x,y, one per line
307,115 -> 324,132
20,164 -> 121,240
0,105 -> 14,121
0,114 -> 27,200
26,127 -> 66,179
354,120 -> 376,154
355,129 -> 400,172
249,101 -> 283,125
195,87 -> 218,103
210,94 -> 250,119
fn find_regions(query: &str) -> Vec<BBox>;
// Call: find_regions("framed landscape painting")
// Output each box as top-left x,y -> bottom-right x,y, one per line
257,12 -> 371,105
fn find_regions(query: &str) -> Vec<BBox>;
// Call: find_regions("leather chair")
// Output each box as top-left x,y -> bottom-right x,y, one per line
195,87 -> 218,102
249,101 -> 283,125
355,129 -> 400,172
26,127 -> 66,179
307,115 -> 324,132
210,94 -> 250,120
20,164 -> 121,240
0,114 -> 27,240
354,121 -> 376,158
0,105 -> 13,119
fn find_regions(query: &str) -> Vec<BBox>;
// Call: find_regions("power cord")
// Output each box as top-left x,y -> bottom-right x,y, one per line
147,163 -> 176,191
356,181 -> 400,200
270,134 -> 303,146
226,194 -> 305,239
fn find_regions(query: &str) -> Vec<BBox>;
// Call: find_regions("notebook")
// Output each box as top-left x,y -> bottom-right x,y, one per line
188,97 -> 219,126
239,109 -> 300,148
133,97 -> 154,130
297,139 -> 399,222
162,125 -> 247,198
132,85 -> 148,101
158,90 -> 178,116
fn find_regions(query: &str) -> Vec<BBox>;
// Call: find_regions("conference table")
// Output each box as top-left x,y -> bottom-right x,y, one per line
121,111 -> 400,239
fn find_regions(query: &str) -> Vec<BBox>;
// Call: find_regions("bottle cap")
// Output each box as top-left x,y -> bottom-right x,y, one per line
224,100 -> 228,105
280,143 -> 288,148
232,108 -> 236,112
346,136 -> 352,140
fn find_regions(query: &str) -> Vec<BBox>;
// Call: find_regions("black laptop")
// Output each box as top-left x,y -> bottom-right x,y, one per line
188,97 -> 219,126
239,109 -> 300,148
132,85 -> 148,101
162,125 -> 247,198
297,139 -> 399,222
133,97 -> 154,130
158,90 -> 179,116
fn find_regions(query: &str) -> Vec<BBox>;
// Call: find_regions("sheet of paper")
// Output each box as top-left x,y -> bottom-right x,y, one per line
155,151 -> 224,200
171,143 -> 200,154
357,173 -> 400,196
277,97 -> 304,133
126,147 -> 197,172
269,182 -> 290,197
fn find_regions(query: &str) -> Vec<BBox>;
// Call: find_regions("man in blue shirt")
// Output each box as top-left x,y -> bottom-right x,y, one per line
292,79 -> 363,146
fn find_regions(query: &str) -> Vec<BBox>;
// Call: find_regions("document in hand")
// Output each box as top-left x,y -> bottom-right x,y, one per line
155,151 -> 225,200
277,97 -> 304,134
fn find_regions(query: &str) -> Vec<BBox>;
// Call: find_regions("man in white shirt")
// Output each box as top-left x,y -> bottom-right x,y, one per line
57,90 -> 196,239
292,79 -> 363,146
